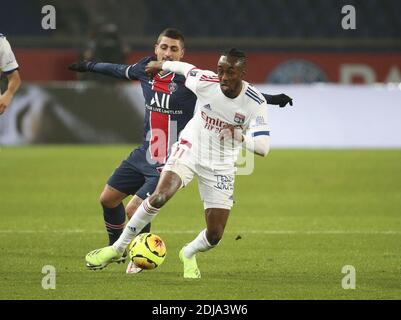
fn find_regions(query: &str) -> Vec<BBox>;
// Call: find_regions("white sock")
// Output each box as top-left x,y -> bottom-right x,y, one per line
183,229 -> 215,259
113,199 -> 159,254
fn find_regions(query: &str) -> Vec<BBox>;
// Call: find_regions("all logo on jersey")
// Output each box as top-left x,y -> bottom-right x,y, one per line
189,70 -> 198,77
148,92 -> 183,115
150,92 -> 170,109
234,113 -> 245,125
203,104 -> 212,111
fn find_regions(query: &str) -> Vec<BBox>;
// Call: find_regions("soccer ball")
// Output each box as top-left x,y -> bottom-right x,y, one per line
128,233 -> 166,270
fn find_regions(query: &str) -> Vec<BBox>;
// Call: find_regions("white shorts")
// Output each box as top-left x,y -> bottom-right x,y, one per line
163,140 -> 235,210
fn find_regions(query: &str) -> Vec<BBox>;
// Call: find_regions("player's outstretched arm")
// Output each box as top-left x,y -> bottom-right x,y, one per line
262,93 -> 293,108
145,61 -> 196,78
68,61 -> 133,80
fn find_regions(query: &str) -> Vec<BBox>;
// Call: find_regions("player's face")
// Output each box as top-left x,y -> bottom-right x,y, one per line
155,37 -> 185,62
217,56 -> 245,98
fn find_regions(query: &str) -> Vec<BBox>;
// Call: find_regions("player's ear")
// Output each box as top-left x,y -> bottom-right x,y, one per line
154,43 -> 159,56
180,47 -> 185,59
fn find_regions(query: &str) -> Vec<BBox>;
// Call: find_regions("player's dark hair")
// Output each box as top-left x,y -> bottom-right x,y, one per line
222,48 -> 246,66
157,28 -> 185,46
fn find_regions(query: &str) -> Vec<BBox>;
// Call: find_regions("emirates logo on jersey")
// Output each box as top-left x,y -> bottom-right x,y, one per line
201,111 -> 228,133
234,113 -> 245,125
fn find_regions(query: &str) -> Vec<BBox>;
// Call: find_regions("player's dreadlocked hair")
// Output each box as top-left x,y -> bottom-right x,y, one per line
157,28 -> 185,46
222,48 -> 247,67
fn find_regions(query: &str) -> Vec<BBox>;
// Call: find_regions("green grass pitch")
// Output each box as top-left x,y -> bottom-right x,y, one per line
0,146 -> 400,300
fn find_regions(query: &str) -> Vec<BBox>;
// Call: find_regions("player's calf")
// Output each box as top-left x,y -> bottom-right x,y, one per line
148,187 -> 179,208
148,192 -> 169,208
148,171 -> 182,208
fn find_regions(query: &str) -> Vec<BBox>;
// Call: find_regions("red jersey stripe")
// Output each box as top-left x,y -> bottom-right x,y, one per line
149,111 -> 170,164
152,72 -> 175,94
200,79 -> 220,83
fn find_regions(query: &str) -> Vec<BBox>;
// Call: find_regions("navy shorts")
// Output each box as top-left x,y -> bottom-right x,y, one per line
107,160 -> 159,200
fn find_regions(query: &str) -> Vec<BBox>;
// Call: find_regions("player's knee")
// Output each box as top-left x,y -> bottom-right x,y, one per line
100,192 -> 117,208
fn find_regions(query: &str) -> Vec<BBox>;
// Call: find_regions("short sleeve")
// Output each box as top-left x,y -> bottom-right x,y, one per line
0,37 -> 19,73
184,68 -> 202,94
185,69 -> 218,95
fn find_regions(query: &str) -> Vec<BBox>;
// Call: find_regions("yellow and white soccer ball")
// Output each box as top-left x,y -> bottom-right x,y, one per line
128,233 -> 166,270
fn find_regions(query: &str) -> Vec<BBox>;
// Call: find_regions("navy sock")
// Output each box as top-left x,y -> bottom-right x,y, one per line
103,203 -> 126,246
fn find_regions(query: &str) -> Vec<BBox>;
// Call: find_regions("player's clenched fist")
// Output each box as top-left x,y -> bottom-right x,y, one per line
145,61 -> 164,78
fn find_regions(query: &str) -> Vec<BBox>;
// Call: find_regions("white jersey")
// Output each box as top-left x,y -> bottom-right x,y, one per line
180,68 -> 270,168
0,34 -> 19,73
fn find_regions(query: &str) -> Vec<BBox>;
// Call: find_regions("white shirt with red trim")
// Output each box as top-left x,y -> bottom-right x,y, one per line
0,35 -> 19,73
162,61 -> 270,169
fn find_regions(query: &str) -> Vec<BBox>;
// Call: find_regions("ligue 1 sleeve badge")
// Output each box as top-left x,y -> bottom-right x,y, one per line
234,113 -> 245,125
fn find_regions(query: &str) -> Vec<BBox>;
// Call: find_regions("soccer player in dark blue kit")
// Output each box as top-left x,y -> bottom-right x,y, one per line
69,28 -> 293,273
69,28 -> 195,273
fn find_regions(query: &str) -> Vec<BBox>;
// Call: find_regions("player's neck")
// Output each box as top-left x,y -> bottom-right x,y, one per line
223,82 -> 243,99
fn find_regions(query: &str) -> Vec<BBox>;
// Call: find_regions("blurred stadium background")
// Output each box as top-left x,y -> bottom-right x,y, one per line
1,0 -> 400,147
1,0 -> 401,300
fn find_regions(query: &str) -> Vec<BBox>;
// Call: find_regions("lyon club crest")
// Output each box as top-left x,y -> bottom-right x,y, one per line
234,113 -> 245,125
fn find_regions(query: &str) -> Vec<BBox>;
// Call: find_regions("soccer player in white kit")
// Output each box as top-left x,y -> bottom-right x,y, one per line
86,49 -> 271,278
0,34 -> 21,115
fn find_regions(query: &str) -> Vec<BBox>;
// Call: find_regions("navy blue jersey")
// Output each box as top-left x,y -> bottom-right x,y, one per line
90,57 -> 197,173
127,57 -> 197,164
